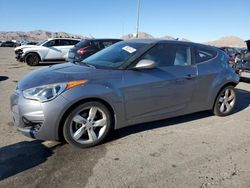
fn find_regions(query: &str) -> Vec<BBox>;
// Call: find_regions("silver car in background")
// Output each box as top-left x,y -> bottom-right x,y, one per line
10,39 -> 239,148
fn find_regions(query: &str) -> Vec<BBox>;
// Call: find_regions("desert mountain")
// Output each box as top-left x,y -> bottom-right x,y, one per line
0,30 -> 246,48
205,36 -> 246,48
0,30 -> 87,41
121,32 -> 188,42
121,32 -> 154,40
160,35 -> 176,40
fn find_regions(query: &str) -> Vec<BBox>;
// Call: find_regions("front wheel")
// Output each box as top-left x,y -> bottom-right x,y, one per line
213,86 -> 236,116
63,101 -> 113,148
25,53 -> 40,66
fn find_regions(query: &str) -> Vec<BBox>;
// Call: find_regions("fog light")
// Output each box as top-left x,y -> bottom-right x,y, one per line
22,117 -> 42,131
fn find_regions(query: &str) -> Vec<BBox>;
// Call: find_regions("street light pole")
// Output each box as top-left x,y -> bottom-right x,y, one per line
136,0 -> 140,38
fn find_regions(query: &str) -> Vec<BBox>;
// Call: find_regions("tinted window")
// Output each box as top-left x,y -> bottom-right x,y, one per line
43,40 -> 60,47
138,43 -> 191,67
70,40 -> 80,45
60,39 -> 71,46
59,39 -> 79,46
196,48 -> 217,63
93,41 -> 100,49
102,41 -> 113,48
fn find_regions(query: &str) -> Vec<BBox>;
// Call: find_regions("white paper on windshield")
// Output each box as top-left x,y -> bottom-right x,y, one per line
122,46 -> 137,53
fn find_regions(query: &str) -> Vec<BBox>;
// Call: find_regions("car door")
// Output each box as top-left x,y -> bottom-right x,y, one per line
43,39 -> 63,60
122,43 -> 198,122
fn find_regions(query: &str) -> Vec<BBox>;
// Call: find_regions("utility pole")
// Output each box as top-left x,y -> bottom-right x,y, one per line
135,0 -> 140,38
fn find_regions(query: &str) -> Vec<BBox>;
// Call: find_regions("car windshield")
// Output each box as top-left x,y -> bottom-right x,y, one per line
36,40 -> 47,46
82,41 -> 147,69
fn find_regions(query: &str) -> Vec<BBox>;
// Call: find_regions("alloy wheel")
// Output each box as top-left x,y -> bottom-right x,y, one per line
69,106 -> 108,144
217,88 -> 236,114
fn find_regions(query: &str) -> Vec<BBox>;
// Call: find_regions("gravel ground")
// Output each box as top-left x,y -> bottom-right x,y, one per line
0,47 -> 250,188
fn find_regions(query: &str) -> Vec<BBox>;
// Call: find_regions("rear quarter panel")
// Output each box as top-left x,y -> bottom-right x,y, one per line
194,52 -> 239,111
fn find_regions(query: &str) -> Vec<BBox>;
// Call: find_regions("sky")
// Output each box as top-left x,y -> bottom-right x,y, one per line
0,0 -> 249,42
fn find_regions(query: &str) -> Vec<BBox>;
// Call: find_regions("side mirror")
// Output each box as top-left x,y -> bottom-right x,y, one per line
134,59 -> 156,70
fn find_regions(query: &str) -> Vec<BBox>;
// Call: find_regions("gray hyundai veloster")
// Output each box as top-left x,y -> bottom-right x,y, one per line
10,39 -> 239,148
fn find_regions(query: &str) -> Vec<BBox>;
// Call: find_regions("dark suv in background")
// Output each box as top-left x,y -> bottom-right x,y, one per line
67,39 -> 122,62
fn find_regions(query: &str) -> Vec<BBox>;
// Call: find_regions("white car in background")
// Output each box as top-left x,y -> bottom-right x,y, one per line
14,38 -> 80,66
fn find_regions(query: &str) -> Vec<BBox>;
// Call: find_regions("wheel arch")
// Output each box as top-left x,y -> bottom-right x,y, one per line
24,51 -> 42,62
57,97 -> 116,141
212,82 -> 237,110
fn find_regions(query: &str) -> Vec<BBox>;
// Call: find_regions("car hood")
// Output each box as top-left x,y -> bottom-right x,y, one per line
15,45 -> 39,51
17,63 -> 122,90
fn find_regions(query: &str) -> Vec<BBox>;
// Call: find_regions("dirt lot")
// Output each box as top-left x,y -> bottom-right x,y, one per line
0,47 -> 250,188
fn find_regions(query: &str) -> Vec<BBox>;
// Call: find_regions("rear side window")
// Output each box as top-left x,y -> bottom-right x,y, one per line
196,48 -> 217,63
60,39 -> 70,46
69,40 -> 80,45
60,39 -> 79,46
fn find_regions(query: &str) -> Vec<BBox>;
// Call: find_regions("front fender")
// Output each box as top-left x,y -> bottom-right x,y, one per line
22,49 -> 43,60
59,83 -> 125,129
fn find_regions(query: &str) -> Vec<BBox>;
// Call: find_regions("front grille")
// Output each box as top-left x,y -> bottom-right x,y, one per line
15,49 -> 23,54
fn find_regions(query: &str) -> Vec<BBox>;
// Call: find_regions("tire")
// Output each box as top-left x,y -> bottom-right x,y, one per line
213,86 -> 236,116
63,101 -> 113,148
25,53 -> 40,66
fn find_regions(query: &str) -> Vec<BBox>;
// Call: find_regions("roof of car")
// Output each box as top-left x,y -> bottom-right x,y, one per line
125,38 -> 212,47
82,38 -> 122,41
47,38 -> 81,41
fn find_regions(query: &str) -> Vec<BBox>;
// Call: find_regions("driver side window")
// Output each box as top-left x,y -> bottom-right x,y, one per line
43,40 -> 60,47
138,43 -> 191,68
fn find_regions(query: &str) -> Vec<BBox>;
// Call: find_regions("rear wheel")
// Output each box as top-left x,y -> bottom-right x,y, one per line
63,101 -> 112,148
213,86 -> 236,116
25,53 -> 40,66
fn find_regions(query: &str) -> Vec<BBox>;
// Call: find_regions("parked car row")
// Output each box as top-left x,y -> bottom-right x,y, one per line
14,38 -> 122,65
217,43 -> 250,79
0,40 -> 39,47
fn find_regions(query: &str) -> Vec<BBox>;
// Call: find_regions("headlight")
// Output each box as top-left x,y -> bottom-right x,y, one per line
22,80 -> 87,102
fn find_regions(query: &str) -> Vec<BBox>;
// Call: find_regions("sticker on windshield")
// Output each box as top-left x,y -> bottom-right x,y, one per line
122,46 -> 137,53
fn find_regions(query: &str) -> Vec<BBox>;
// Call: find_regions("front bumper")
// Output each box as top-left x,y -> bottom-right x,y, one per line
15,50 -> 24,62
10,90 -> 70,141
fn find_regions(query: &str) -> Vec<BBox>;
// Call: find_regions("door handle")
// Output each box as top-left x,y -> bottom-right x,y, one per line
185,74 -> 196,80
